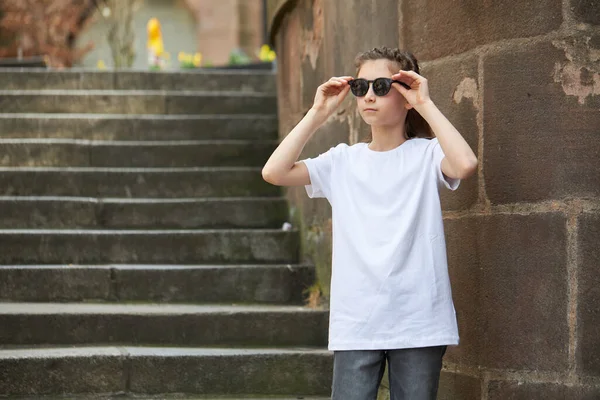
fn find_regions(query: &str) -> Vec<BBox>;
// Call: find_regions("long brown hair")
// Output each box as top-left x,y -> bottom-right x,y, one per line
354,47 -> 433,140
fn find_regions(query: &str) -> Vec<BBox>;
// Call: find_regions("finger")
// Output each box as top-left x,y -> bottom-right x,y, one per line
392,82 -> 409,96
392,71 -> 416,85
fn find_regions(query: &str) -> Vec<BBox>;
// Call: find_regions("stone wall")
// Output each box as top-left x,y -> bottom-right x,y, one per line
270,0 -> 600,398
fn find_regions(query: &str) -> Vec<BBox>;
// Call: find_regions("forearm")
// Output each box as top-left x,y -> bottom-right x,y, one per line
415,100 -> 478,172
262,108 -> 324,179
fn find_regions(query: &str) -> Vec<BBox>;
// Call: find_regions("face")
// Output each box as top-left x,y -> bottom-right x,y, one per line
355,59 -> 411,126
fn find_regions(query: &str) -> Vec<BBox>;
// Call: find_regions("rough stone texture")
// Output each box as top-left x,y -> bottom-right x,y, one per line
445,213 -> 569,371
0,115 -> 278,141
0,348 -> 125,396
570,0 -> 600,25
0,70 -> 276,93
402,0 -> 563,60
127,348 -> 333,395
438,371 -> 482,400
488,381 -> 600,400
0,92 -> 277,115
113,264 -> 315,304
421,55 -> 480,211
0,140 -> 276,168
483,39 -> 600,205
578,212 -> 600,376
0,168 -> 278,198
0,304 -> 328,347
0,347 -> 333,397
0,230 -> 299,265
0,266 -> 111,302
0,264 -> 315,305
0,198 -> 287,229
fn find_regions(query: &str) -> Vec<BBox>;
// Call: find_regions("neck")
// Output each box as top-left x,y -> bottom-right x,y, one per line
368,122 -> 408,151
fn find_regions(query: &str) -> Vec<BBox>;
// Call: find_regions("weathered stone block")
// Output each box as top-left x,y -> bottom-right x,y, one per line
422,55 -> 480,211
578,212 -> 600,377
0,348 -> 124,396
483,39 -> 600,204
127,348 -> 333,395
0,230 -> 299,264
488,381 -> 600,399
438,371 -> 481,400
402,0 -> 562,60
570,0 -> 600,25
445,213 -> 569,370
0,169 -> 278,198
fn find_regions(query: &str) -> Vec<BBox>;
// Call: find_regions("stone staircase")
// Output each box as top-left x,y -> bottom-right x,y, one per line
0,69 -> 331,399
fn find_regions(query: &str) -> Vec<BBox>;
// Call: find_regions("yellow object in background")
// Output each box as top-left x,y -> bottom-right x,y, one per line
258,44 -> 276,62
147,18 -> 164,57
97,60 -> 106,70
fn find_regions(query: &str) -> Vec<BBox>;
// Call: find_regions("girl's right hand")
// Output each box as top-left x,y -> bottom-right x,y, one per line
311,76 -> 353,122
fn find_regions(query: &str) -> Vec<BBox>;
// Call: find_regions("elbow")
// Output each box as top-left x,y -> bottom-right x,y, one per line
261,166 -> 280,185
456,157 -> 478,179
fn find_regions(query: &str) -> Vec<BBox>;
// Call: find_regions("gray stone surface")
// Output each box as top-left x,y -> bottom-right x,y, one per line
0,167 -> 278,198
0,114 -> 278,141
112,264 -> 315,304
0,264 -> 315,304
0,197 -> 288,229
0,229 -> 299,264
0,303 -> 328,347
0,69 -> 276,93
0,139 -> 276,168
0,91 -> 277,115
0,347 -> 332,397
0,68 -> 326,398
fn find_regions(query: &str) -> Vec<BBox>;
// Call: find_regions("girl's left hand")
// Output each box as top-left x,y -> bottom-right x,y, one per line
391,70 -> 432,107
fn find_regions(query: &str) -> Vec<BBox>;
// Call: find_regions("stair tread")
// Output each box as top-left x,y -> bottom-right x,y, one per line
0,113 -> 277,119
0,138 -> 277,145
0,303 -> 324,314
0,228 -> 292,233
0,196 -> 285,203
0,263 -> 308,269
0,346 -> 331,359
0,166 -> 262,171
0,90 -> 275,97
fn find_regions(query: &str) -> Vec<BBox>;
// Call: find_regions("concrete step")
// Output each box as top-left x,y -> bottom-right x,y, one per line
0,114 -> 278,141
0,139 -> 276,167
0,69 -> 276,93
0,346 -> 332,397
0,90 -> 276,115
0,197 -> 288,229
0,167 -> 278,198
0,229 -> 298,264
0,303 -> 328,347
9,396 -> 330,399
0,264 -> 313,304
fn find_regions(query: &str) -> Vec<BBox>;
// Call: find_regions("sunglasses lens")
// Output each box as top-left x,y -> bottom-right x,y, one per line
350,79 -> 369,96
373,78 -> 392,96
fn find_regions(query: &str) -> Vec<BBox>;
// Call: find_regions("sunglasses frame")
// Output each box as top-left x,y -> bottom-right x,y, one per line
348,78 -> 411,97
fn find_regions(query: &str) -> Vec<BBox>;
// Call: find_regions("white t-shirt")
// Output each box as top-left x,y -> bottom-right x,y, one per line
302,137 -> 460,351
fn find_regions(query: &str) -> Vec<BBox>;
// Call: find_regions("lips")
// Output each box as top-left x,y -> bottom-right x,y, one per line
364,108 -> 377,112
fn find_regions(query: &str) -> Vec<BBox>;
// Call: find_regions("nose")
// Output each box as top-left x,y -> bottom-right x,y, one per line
364,83 -> 376,102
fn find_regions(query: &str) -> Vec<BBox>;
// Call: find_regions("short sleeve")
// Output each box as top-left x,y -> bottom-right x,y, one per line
431,138 -> 460,191
301,146 -> 336,199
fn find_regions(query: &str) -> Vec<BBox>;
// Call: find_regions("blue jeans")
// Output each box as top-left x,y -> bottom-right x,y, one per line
331,346 -> 447,400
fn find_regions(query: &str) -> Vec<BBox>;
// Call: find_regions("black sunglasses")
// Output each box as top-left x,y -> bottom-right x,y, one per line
348,78 -> 410,97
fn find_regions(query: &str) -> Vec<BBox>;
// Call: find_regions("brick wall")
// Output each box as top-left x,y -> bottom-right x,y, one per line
270,0 -> 600,398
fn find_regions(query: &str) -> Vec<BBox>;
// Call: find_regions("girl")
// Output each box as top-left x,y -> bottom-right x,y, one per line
262,46 -> 478,400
